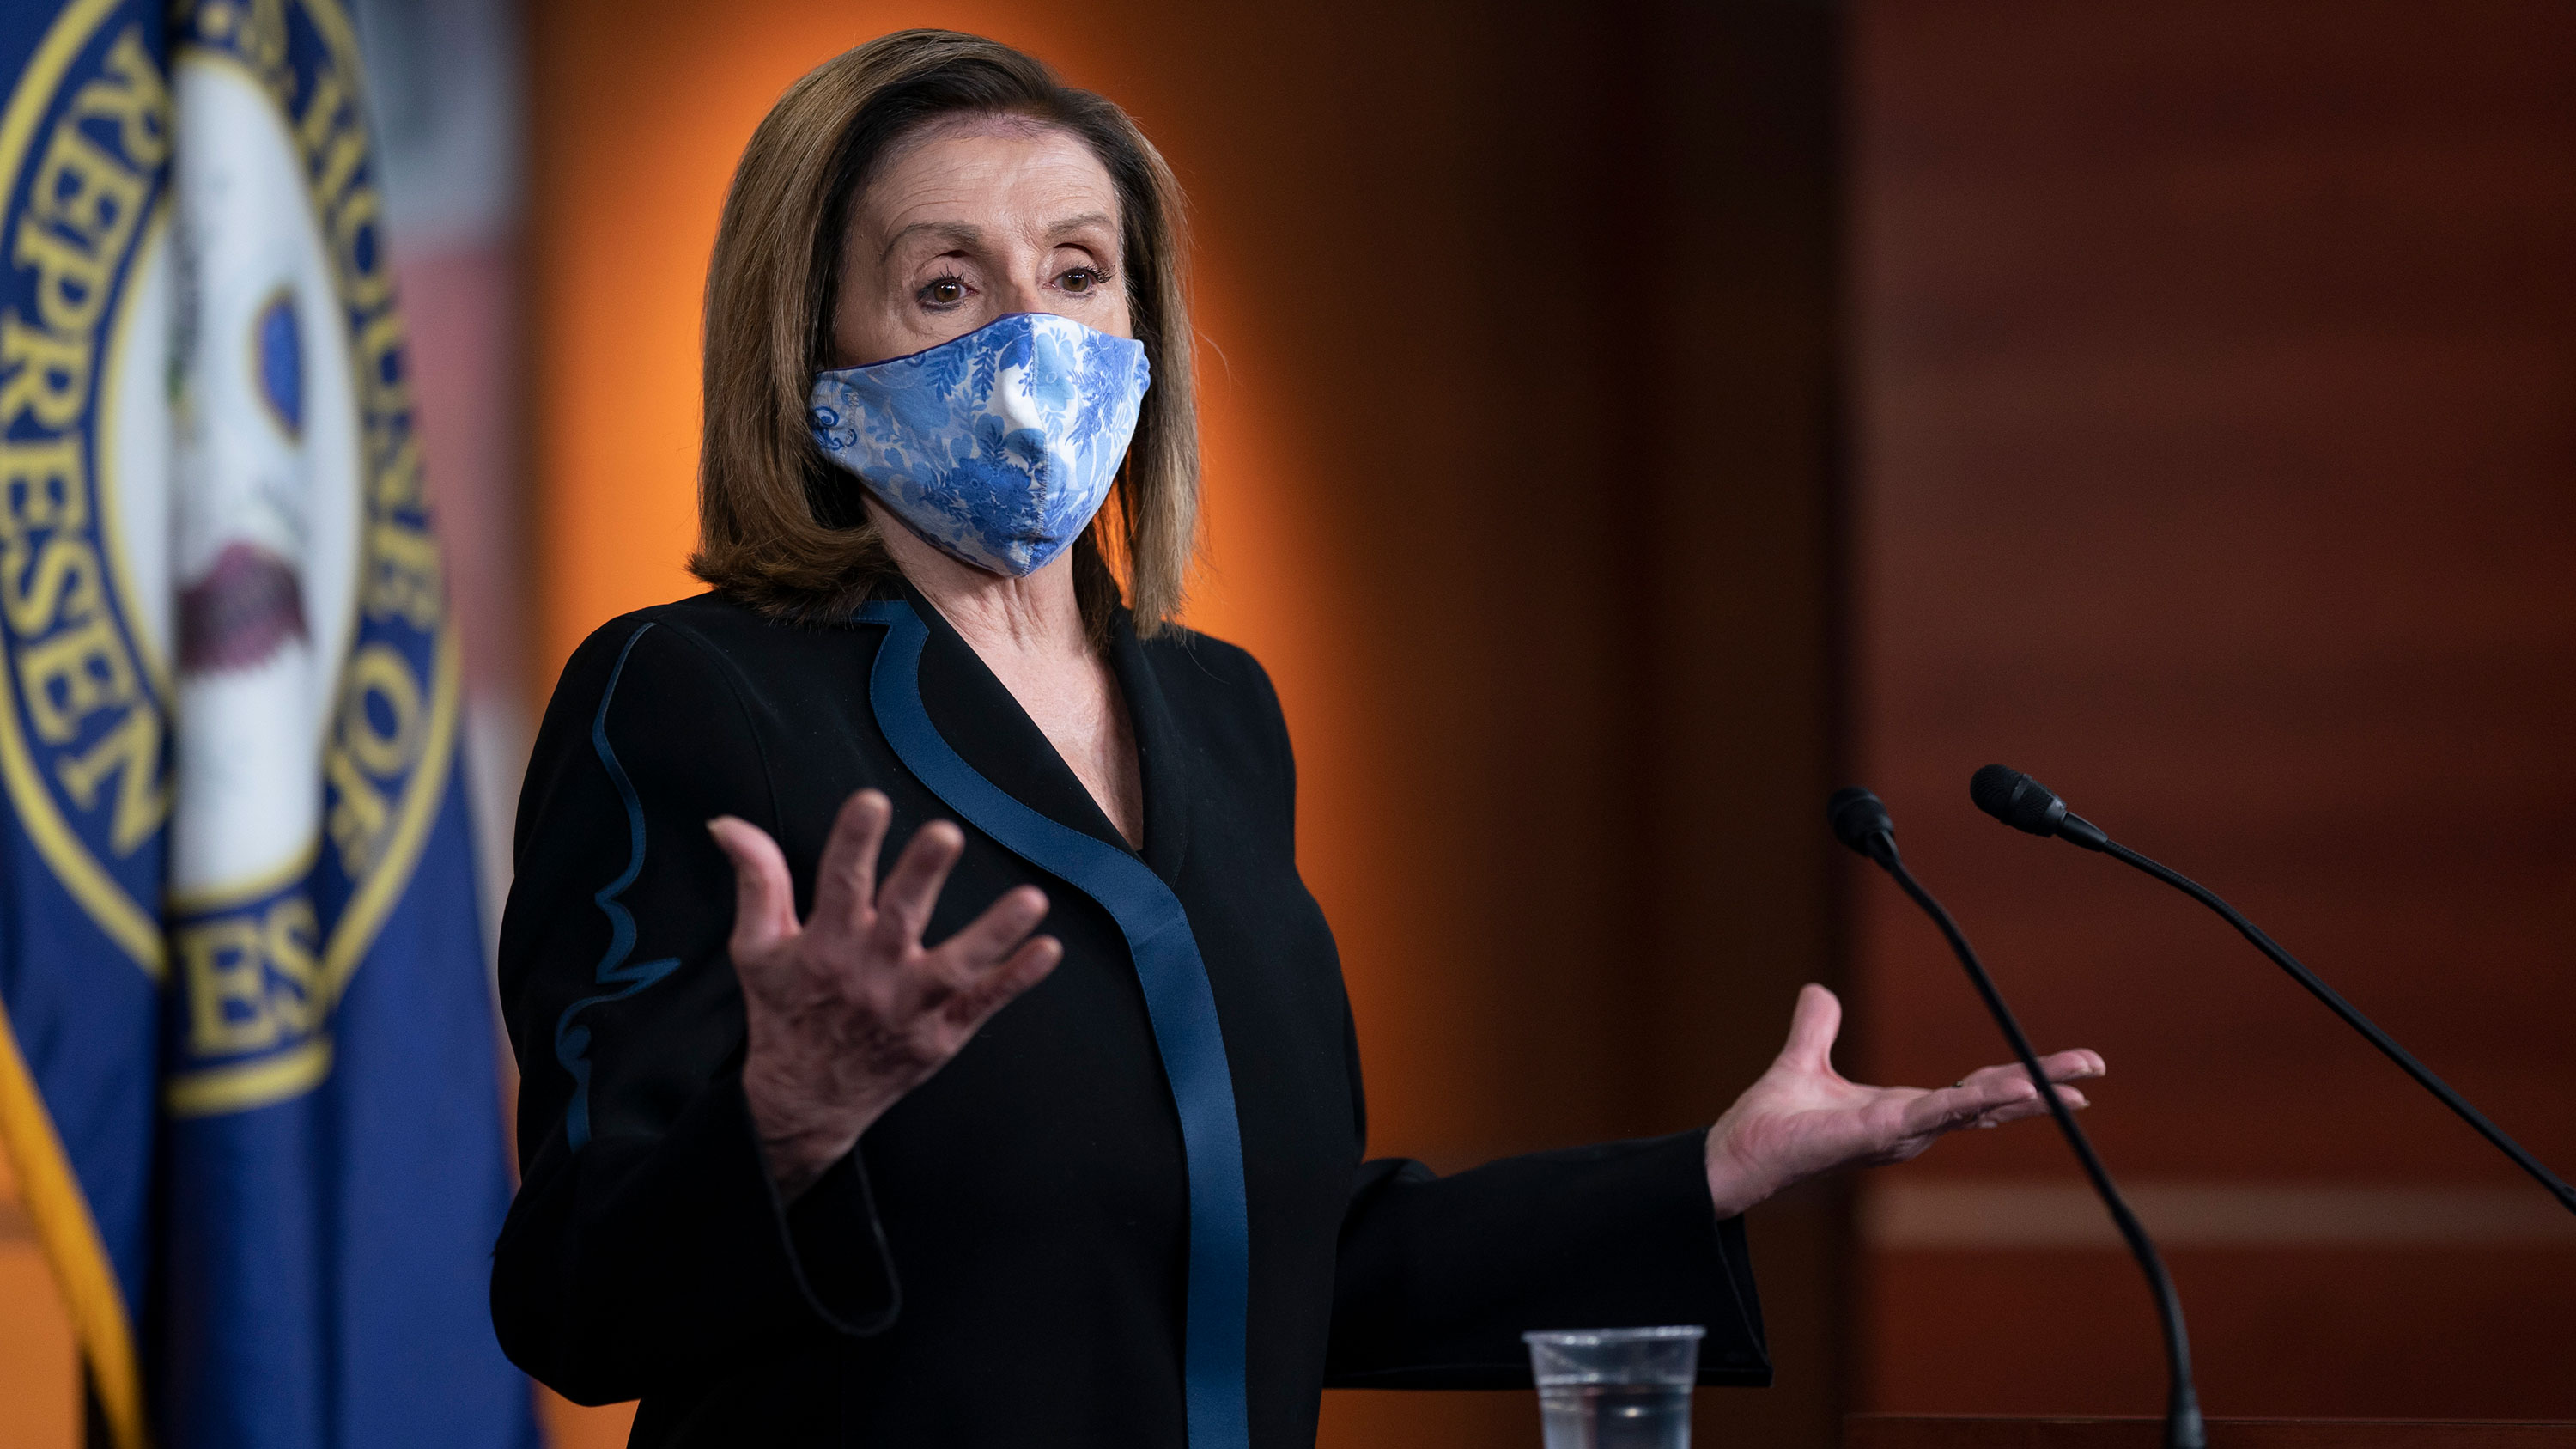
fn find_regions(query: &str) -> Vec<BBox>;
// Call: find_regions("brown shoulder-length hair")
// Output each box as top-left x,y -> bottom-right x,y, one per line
690,30 -> 1198,637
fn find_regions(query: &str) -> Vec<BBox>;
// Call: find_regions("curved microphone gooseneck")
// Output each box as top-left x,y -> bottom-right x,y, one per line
1827,788 -> 2205,1449
1969,764 -> 2576,1219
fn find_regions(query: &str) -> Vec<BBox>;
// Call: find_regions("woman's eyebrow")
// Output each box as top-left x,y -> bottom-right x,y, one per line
1047,210 -> 1115,239
880,220 -> 981,262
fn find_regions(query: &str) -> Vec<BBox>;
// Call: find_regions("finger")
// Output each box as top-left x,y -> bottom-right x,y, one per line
708,817 -> 799,959
933,886 -> 1051,977
1975,1085 -> 2090,1128
1898,1068 -> 2055,1138
1777,983 -> 1842,1072
1910,1069 -> 2097,1137
940,935 -> 1063,1031
873,819 -> 965,952
1895,1082 -> 2003,1138
1980,1049 -> 2105,1082
2049,1049 -> 2107,1080
1955,1050 -> 2104,1093
810,790 -> 893,936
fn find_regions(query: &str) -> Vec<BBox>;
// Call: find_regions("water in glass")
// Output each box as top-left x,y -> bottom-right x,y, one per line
1538,1382 -> 1692,1449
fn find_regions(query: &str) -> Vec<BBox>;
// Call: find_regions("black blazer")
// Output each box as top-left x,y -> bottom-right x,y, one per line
491,588 -> 1769,1447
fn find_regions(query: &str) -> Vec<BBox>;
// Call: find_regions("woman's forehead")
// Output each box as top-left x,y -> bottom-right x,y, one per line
860,122 -> 1120,241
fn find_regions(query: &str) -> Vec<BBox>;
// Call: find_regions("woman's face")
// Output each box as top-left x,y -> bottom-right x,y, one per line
832,118 -> 1132,368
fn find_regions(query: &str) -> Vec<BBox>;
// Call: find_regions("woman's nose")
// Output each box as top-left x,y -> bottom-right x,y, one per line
993,269 -> 1053,319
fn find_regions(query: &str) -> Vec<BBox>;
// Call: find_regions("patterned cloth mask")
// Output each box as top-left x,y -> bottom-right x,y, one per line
810,311 -> 1151,576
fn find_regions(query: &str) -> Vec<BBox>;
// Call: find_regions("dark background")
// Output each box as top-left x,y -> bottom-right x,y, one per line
1852,0 -> 2576,1419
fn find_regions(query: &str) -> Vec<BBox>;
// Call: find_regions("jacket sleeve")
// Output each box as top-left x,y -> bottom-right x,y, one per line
1324,1133 -> 1771,1388
489,617 -> 897,1406
1321,997 -> 1771,1390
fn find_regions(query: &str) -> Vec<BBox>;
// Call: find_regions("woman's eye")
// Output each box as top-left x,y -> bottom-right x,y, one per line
920,277 -> 967,307
1060,268 -> 1101,295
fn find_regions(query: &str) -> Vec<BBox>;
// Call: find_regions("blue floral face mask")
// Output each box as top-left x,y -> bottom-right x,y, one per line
810,311 -> 1151,577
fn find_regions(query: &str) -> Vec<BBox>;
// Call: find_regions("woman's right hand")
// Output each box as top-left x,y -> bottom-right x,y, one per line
709,789 -> 1062,1200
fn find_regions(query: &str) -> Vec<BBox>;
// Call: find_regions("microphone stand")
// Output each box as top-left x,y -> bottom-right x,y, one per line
2104,840 -> 2576,1217
1830,788 -> 2206,1449
1971,764 -> 2576,1218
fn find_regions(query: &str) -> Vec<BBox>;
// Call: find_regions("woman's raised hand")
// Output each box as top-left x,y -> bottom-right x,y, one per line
709,789 -> 1062,1200
1701,983 -> 2105,1217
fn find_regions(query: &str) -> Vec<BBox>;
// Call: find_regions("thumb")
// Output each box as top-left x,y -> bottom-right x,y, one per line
1777,983 -> 1843,1072
708,817 -> 799,959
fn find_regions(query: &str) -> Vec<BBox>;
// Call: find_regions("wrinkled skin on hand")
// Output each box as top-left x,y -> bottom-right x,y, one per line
1702,983 -> 2105,1217
711,789 -> 1063,1201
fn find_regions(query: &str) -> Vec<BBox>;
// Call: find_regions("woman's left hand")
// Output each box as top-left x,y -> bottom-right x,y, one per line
1703,983 -> 2105,1217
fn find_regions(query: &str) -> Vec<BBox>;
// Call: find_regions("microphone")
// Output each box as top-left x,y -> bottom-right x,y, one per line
1969,762 -> 2109,850
1826,785 -> 1898,863
1970,764 -> 2576,1218
1828,788 -> 2204,1449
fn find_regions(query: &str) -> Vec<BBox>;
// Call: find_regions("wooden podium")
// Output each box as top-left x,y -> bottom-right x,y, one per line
1848,1418 -> 2576,1448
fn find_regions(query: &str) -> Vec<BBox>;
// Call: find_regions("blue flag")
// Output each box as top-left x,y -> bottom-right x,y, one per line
0,1 -> 538,1443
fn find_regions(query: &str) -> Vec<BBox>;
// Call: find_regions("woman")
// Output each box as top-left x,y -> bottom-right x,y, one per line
492,29 -> 2103,1447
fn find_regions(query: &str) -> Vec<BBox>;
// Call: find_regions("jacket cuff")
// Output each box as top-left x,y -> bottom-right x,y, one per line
720,1070 -> 902,1337
1704,1198 -> 1767,1383
1558,1126 -> 1771,1386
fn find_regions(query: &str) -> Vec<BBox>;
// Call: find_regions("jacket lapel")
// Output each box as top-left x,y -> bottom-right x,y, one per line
905,585 -> 1140,861
1106,615 -> 1192,886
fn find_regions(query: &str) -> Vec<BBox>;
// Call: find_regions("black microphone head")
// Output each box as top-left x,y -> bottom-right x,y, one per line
1971,764 -> 2069,837
1827,786 -> 1896,857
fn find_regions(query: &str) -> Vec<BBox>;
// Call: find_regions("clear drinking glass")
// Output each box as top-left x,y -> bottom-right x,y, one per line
1522,1325 -> 1705,1449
